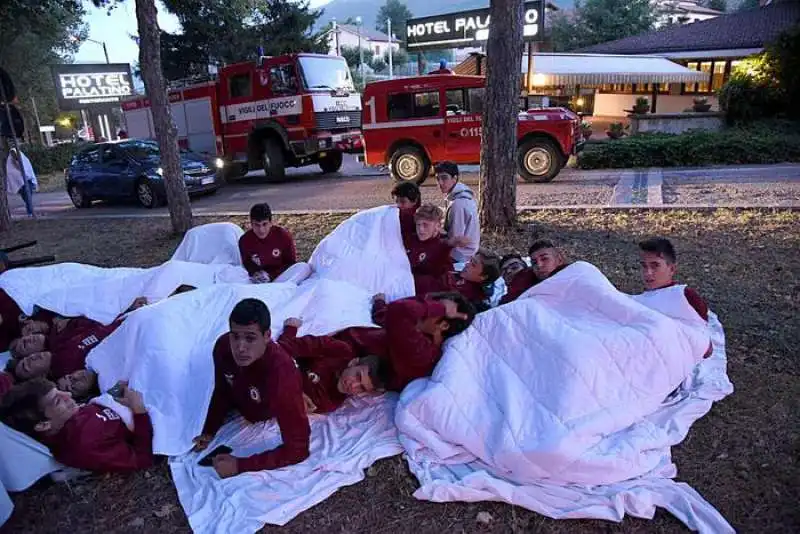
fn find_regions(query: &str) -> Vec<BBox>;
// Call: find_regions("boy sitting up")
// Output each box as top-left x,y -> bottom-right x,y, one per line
372,292 -> 476,391
0,378 -> 153,472
434,162 -> 479,262
407,204 -> 470,295
193,298 -> 309,478
239,203 -> 297,284
392,182 -> 422,245
278,318 -> 389,414
639,237 -> 708,321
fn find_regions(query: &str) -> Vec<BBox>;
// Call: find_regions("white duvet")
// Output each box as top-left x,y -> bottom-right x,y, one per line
396,261 -> 734,532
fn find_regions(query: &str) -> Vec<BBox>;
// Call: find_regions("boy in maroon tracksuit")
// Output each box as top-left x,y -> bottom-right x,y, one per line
193,298 -> 309,478
0,371 -> 14,399
371,292 -> 476,392
638,237 -> 709,322
442,251 -> 501,307
392,181 -> 422,246
0,289 -> 23,352
278,318 -> 389,414
238,203 -> 297,283
0,378 -> 154,472
499,241 -> 569,305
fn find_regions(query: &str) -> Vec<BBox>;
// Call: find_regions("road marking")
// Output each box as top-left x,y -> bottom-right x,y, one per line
647,168 -> 663,206
610,171 -> 637,205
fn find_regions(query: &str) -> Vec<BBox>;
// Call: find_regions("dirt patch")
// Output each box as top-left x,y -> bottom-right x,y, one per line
2,209 -> 799,534
663,180 -> 800,206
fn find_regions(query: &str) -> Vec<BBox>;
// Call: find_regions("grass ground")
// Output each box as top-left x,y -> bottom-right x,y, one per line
1,209 -> 798,534
35,172 -> 66,194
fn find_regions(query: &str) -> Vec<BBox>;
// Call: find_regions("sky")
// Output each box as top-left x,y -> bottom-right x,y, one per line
73,0 -> 333,67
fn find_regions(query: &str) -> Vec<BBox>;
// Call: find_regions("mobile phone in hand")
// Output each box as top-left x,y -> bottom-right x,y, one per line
107,382 -> 124,399
198,445 -> 233,467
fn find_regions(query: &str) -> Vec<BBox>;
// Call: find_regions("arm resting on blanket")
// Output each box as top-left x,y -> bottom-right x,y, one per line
385,298 -> 447,391
279,326 -> 355,362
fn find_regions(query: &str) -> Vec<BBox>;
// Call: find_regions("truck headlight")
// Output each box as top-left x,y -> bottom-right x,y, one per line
214,158 -> 225,169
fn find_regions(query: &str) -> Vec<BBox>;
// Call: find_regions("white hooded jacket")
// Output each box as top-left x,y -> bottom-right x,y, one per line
445,182 -> 480,262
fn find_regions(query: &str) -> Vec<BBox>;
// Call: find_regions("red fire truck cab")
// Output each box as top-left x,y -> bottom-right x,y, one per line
361,74 -> 583,183
122,54 -> 362,181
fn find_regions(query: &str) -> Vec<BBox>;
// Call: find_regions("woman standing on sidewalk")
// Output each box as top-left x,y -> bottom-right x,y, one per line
5,147 -> 37,217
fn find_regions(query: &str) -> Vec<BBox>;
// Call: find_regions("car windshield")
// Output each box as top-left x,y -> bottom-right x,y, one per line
299,56 -> 355,92
120,140 -> 160,160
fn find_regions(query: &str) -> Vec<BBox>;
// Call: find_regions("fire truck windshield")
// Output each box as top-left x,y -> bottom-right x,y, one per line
299,56 -> 355,93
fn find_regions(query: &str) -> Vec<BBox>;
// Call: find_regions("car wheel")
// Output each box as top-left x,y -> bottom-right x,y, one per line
389,146 -> 430,185
319,151 -> 344,174
68,185 -> 91,209
518,138 -> 563,183
136,179 -> 161,209
262,140 -> 286,182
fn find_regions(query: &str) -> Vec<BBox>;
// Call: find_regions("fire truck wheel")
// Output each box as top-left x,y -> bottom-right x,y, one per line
136,179 -> 161,209
319,151 -> 343,174
518,138 -> 562,183
390,146 -> 430,185
262,140 -> 286,182
68,185 -> 91,209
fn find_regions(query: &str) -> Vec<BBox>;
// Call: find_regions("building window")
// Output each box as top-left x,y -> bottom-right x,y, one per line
387,91 -> 440,120
698,62 -> 712,93
712,62 -> 726,91
229,73 -> 252,98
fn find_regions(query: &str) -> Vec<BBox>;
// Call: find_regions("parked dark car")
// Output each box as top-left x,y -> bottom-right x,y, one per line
65,139 -> 223,209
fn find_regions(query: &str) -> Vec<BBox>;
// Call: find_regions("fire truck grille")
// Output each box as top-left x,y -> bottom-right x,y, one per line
315,111 -> 361,131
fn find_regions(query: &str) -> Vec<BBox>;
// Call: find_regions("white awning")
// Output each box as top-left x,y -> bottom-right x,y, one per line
520,53 -> 709,86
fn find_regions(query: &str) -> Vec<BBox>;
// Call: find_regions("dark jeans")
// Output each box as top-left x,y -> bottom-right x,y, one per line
17,180 -> 34,216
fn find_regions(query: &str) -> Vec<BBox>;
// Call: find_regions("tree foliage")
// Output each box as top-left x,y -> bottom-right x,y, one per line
159,0 -> 328,80
550,0 -> 657,52
375,0 -> 413,40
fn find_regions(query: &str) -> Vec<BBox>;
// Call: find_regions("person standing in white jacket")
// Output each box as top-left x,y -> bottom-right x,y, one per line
435,161 -> 480,263
5,147 -> 38,217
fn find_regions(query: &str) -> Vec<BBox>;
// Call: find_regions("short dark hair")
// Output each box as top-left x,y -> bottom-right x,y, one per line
429,292 -> 476,338
360,355 -> 390,390
0,378 -> 54,435
476,250 -> 501,284
500,253 -> 524,270
434,161 -> 459,179
639,237 -> 677,264
528,240 -> 557,256
229,298 -> 271,333
391,182 -> 422,207
249,203 -> 272,222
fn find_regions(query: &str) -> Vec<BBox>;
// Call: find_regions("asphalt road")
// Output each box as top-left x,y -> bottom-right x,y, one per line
9,156 -> 800,218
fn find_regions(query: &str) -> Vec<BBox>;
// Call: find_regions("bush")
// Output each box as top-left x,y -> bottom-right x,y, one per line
24,143 -> 81,175
577,124 -> 800,169
717,74 -> 784,125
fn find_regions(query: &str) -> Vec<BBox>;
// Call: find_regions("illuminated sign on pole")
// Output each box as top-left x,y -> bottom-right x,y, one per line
51,63 -> 133,111
405,1 -> 544,50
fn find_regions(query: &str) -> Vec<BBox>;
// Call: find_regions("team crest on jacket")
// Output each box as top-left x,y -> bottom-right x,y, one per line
224,373 -> 234,385
251,254 -> 262,266
307,371 -> 320,384
249,386 -> 261,403
418,252 -> 427,262
272,248 -> 281,258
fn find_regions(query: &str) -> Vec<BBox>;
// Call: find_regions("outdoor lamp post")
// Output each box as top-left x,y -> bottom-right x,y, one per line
356,16 -> 364,86
70,35 -> 110,64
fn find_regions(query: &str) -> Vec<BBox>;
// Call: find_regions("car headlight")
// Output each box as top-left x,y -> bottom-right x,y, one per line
155,167 -> 163,176
214,158 -> 224,169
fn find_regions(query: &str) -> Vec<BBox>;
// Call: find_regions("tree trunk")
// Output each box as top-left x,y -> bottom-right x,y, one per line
135,0 -> 192,234
478,0 -> 524,230
0,138 -> 12,231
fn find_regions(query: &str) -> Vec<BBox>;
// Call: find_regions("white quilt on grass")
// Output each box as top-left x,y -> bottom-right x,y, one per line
396,262 -> 734,533
171,222 -> 244,266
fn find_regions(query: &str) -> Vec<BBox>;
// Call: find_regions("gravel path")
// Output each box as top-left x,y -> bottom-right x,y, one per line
663,180 -> 800,206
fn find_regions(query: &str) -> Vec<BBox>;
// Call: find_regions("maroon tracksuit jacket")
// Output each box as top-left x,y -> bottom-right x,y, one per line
238,227 -> 297,279
278,326 -> 354,414
0,289 -> 22,352
405,236 -> 454,295
42,404 -> 154,473
47,317 -> 122,380
499,268 -> 539,305
0,371 -> 14,399
203,334 -> 310,472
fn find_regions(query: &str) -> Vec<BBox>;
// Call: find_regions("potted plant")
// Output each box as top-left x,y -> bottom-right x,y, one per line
606,122 -> 626,140
693,97 -> 712,112
632,96 -> 650,114
581,121 -> 593,140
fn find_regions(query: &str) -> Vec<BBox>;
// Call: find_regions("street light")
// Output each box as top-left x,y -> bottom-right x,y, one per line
70,35 -> 110,64
356,16 -> 364,86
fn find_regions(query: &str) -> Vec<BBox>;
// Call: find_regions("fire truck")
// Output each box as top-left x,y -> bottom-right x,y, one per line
361,74 -> 584,183
121,54 -> 363,181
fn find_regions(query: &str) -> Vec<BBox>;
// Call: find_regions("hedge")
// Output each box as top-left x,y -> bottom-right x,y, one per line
24,143 -> 82,175
577,125 -> 800,170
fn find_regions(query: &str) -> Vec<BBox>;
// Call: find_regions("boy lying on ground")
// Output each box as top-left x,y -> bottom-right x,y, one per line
0,378 -> 154,473
638,237 -> 709,322
193,298 -> 310,478
239,203 -> 297,284
278,318 -> 390,414
499,240 -> 569,305
369,292 -> 476,391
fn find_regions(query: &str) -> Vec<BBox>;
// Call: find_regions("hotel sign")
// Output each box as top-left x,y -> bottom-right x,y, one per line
51,63 -> 134,111
406,1 -> 544,50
